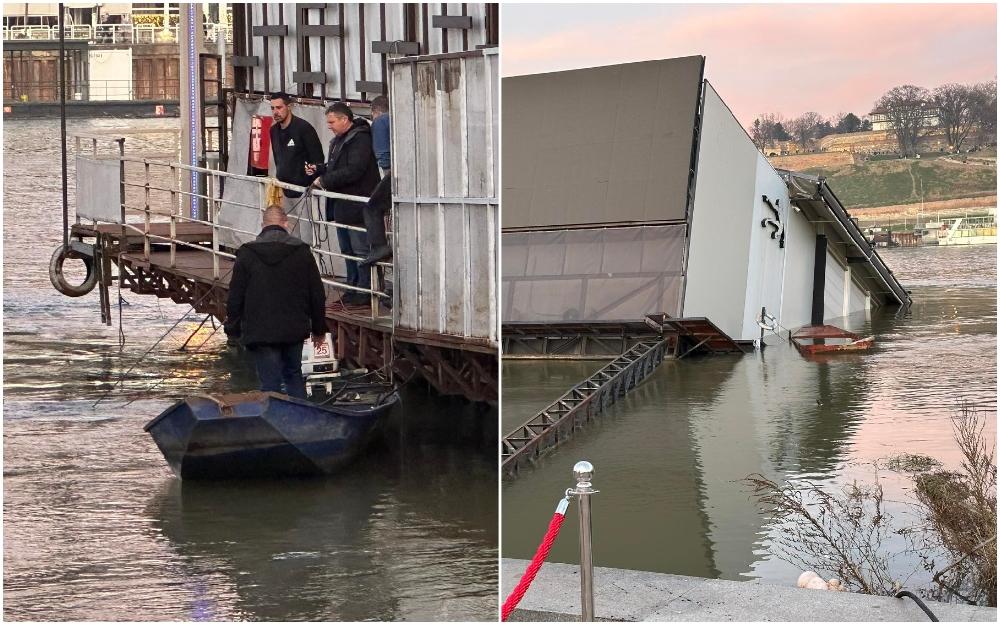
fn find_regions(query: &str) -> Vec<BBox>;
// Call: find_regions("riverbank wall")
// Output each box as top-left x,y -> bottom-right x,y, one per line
502,558 -> 997,621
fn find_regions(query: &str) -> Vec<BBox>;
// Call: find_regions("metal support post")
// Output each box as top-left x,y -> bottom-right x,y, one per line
570,460 -> 597,621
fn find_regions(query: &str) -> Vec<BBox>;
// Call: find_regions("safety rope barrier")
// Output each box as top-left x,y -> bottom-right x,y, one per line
501,496 -> 570,621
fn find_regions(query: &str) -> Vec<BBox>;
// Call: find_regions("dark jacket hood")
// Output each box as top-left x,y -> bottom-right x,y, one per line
341,118 -> 371,144
244,226 -> 307,266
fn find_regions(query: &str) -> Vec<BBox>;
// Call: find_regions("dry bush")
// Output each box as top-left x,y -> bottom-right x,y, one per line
746,405 -> 996,606
914,405 -> 996,607
745,473 -> 906,596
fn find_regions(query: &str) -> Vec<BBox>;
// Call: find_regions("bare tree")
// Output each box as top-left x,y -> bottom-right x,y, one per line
969,80 -> 997,145
874,85 -> 932,157
789,112 -> 822,150
933,83 -> 976,151
750,113 -> 785,153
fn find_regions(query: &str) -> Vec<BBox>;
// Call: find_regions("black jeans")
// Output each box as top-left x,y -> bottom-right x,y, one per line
250,342 -> 306,400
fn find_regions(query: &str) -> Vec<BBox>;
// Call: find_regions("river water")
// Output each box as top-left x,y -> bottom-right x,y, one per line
3,119 -> 498,621
503,243 -> 996,591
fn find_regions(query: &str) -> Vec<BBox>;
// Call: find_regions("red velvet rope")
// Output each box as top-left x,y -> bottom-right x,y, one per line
501,499 -> 569,621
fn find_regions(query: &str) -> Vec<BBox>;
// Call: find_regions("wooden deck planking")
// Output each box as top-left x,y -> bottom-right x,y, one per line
121,249 -> 392,332
73,222 -> 215,244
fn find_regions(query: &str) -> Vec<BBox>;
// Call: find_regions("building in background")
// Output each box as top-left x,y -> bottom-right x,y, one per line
2,2 -> 232,113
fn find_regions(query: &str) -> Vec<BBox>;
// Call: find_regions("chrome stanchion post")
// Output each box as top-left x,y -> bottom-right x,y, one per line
570,460 -> 598,621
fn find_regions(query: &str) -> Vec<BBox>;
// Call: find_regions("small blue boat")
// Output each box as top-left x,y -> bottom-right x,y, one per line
144,388 -> 399,480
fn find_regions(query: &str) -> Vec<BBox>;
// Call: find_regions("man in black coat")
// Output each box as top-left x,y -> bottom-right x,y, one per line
225,205 -> 328,400
306,102 -> 381,305
268,92 -> 324,199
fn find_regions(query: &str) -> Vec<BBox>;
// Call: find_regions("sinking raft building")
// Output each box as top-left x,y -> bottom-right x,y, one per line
502,56 -> 910,343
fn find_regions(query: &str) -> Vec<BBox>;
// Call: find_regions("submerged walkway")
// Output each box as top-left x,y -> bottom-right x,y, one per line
502,559 -> 997,621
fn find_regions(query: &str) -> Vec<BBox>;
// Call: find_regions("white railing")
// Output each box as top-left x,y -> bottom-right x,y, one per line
3,23 -> 229,44
75,144 -> 391,320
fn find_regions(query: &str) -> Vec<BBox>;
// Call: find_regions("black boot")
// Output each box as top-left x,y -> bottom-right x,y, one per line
360,245 -> 392,267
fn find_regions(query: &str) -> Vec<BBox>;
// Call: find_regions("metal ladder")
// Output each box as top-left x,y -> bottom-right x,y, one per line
501,338 -> 670,476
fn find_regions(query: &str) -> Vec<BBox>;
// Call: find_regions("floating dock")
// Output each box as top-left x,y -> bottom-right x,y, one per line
51,5 -> 499,405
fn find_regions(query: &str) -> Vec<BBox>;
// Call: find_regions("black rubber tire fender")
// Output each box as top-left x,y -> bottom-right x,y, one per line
49,243 -> 98,297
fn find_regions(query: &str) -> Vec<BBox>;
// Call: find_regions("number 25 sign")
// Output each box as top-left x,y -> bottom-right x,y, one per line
314,338 -> 331,359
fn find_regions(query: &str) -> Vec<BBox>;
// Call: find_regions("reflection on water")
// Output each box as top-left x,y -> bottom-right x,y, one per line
3,119 -> 497,621
503,244 -> 996,589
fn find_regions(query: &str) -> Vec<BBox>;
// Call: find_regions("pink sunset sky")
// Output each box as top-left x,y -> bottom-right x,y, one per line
502,3 -> 997,126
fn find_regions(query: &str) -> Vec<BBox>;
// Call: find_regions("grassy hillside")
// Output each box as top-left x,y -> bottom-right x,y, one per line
801,155 -> 996,209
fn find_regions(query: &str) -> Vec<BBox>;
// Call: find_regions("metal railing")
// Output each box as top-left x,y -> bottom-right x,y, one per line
2,23 -> 231,44
73,140 -> 391,321
4,79 -> 182,103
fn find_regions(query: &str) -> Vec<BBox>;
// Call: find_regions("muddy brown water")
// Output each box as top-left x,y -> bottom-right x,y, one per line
3,118 -> 497,621
503,243 -> 996,593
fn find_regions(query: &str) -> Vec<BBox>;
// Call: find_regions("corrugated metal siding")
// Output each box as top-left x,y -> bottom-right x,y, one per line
391,50 -> 498,344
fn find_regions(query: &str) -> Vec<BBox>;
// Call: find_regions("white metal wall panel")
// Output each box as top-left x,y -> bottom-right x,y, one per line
740,155 -> 790,340
75,157 -> 122,223
683,82 -> 757,340
779,206 -> 816,331
391,51 -> 498,344
824,252 -> 846,321
848,273 -> 869,315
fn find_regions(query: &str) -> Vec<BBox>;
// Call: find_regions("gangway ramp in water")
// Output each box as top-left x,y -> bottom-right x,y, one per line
502,338 -> 670,476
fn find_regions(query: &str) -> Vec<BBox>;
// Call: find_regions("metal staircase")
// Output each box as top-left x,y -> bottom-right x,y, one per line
501,338 -> 670,476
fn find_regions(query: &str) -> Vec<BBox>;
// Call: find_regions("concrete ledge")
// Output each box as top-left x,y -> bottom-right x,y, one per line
502,558 -> 997,622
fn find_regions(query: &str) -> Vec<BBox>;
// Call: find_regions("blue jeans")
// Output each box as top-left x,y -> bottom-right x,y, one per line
336,226 -> 371,291
336,226 -> 359,287
250,342 -> 306,400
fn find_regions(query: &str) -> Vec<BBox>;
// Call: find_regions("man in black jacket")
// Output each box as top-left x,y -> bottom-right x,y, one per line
225,205 -> 328,400
269,92 -> 324,199
306,102 -> 380,305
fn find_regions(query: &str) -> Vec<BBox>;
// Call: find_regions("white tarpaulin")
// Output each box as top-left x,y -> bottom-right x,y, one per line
503,224 -> 687,322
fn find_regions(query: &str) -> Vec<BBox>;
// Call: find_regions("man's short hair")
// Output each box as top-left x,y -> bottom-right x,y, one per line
370,96 -> 389,115
269,92 -> 292,105
262,204 -> 288,225
325,101 -> 354,121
